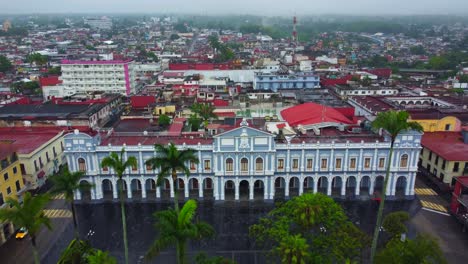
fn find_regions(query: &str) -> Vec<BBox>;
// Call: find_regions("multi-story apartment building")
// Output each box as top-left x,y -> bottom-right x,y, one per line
84,17 -> 113,30
254,70 -> 320,92
64,119 -> 422,202
60,60 -> 137,96
0,144 -> 26,245
419,131 -> 468,186
0,128 -> 66,190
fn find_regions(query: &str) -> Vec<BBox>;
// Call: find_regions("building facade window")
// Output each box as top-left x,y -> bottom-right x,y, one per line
278,158 -> 284,170
454,162 -> 460,172
145,164 -> 152,171
429,151 -> 432,161
400,154 -> 408,168
256,158 -> 263,171
435,156 -> 439,166
240,158 -> 248,172
306,158 -> 313,170
350,158 -> 357,169
103,166 -> 109,172
6,187 -> 11,195
364,158 -> 371,169
292,159 -> 299,170
321,158 -> 328,170
335,158 -> 342,170
379,158 -> 385,169
226,158 -> 234,172
15,180 -> 21,192
3,173 -> 8,181
78,158 -> 86,172
204,160 -> 211,171
190,161 -> 196,171
13,167 -> 17,174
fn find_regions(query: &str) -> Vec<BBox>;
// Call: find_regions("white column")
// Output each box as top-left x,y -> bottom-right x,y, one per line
112,180 -> 118,199
169,180 -> 174,198
198,178 -> 204,198
249,180 -> 254,200
313,178 -> 318,193
326,179 -> 332,196
285,177 -> 290,197
369,179 -> 375,195
409,173 -> 416,195
264,177 -> 269,200
341,179 -> 346,196
405,176 -> 411,196
127,180 -> 132,199
141,179 -> 147,199
269,177 -> 275,199
235,180 -> 239,200
75,190 -> 82,200
299,178 -> 304,195
387,174 -> 394,196
355,178 -> 360,196
184,178 -> 189,198
156,186 -> 161,198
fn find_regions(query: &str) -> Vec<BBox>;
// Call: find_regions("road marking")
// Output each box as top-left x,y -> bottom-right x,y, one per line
422,207 -> 450,216
51,193 -> 65,200
44,209 -> 72,218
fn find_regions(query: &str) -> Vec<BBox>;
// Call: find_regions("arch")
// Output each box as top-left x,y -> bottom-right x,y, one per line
145,179 -> 156,200
395,176 -> 407,198
254,180 -> 265,200
116,179 -> 128,199
188,178 -> 199,198
255,157 -> 264,172
102,179 -> 113,200
331,176 -> 343,196
346,176 -> 357,197
303,177 -> 314,193
400,154 -> 409,168
360,176 -> 371,196
226,158 -> 234,172
289,177 -> 300,197
274,177 -> 286,200
131,179 -> 142,200
79,180 -> 92,201
374,176 -> 385,195
78,158 -> 86,172
317,176 -> 328,194
203,178 -> 213,199
240,158 -> 249,173
224,180 -> 235,201
239,180 -> 249,201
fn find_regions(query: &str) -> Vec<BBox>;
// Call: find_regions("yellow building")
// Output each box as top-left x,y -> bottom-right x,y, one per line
153,104 -> 176,116
0,144 -> 26,245
419,132 -> 468,187
0,128 -> 66,190
410,116 -> 461,132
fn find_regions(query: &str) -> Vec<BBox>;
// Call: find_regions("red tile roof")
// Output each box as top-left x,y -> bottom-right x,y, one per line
280,103 -> 354,127
421,132 -> 468,161
0,128 -> 65,155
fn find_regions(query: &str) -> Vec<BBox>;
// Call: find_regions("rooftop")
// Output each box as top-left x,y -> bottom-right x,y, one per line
0,128 -> 65,155
280,103 -> 354,127
421,132 -> 468,161
0,103 -> 106,119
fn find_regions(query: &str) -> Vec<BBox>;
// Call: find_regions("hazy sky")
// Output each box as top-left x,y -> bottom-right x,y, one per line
2,0 -> 468,15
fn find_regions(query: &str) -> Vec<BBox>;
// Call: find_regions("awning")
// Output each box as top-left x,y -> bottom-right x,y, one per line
37,171 -> 45,179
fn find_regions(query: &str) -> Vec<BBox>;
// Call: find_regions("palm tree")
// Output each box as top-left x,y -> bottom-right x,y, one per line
101,148 -> 137,264
276,235 -> 310,264
0,192 -> 51,264
145,199 -> 214,264
191,103 -> 218,128
370,110 -> 423,263
145,143 -> 199,212
49,168 -> 91,238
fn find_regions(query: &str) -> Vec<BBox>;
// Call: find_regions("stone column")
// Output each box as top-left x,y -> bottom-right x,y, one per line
369,179 -> 375,195
198,177 -> 204,198
285,177 -> 290,197
355,182 -> 360,196
156,186 -> 161,199
299,178 -> 304,195
313,178 -> 318,193
169,180 -> 174,198
184,179 -> 189,199
249,180 -> 254,200
127,181 -> 132,199
270,178 -> 275,199
409,173 -> 416,195
141,179 -> 147,199
235,180 -> 239,200
341,180 -> 346,196
326,179 -> 332,196
112,180 -> 118,199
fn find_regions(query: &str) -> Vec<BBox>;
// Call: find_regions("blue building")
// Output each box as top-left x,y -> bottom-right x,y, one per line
64,119 -> 422,202
254,71 -> 320,92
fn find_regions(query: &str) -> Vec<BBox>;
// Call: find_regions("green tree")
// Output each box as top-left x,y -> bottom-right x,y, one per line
370,111 -> 423,263
410,45 -> 426,55
382,211 -> 409,239
158,114 -> 171,127
0,193 -> 51,264
459,75 -> 468,83
0,55 -> 13,73
57,238 -> 92,264
47,66 -> 61,75
87,249 -> 117,264
191,103 -> 218,128
250,193 -> 369,263
101,149 -> 137,264
375,234 -> 447,264
428,56 -> 450,70
145,143 -> 199,211
188,114 -> 202,131
145,199 -> 214,264
27,53 -> 48,67
195,252 -> 236,264
170,34 -> 180,40
147,51 -> 159,62
49,169 -> 91,238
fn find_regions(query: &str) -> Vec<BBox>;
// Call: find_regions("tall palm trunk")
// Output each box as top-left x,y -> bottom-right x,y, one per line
370,142 -> 394,262
31,235 -> 40,264
177,238 -> 187,264
70,198 -> 79,238
119,175 -> 129,264
172,169 -> 179,212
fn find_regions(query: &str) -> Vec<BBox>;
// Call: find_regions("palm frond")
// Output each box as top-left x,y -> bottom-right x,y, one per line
178,199 -> 197,226
144,235 -> 176,261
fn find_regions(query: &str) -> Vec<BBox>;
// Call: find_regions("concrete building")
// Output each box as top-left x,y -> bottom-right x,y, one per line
84,17 -> 113,30
254,71 -> 320,92
0,128 -> 66,190
419,131 -> 468,186
60,60 -> 137,96
64,118 -> 422,202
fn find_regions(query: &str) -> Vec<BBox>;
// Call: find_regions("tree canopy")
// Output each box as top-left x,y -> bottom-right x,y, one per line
0,55 -> 13,73
250,193 -> 369,263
